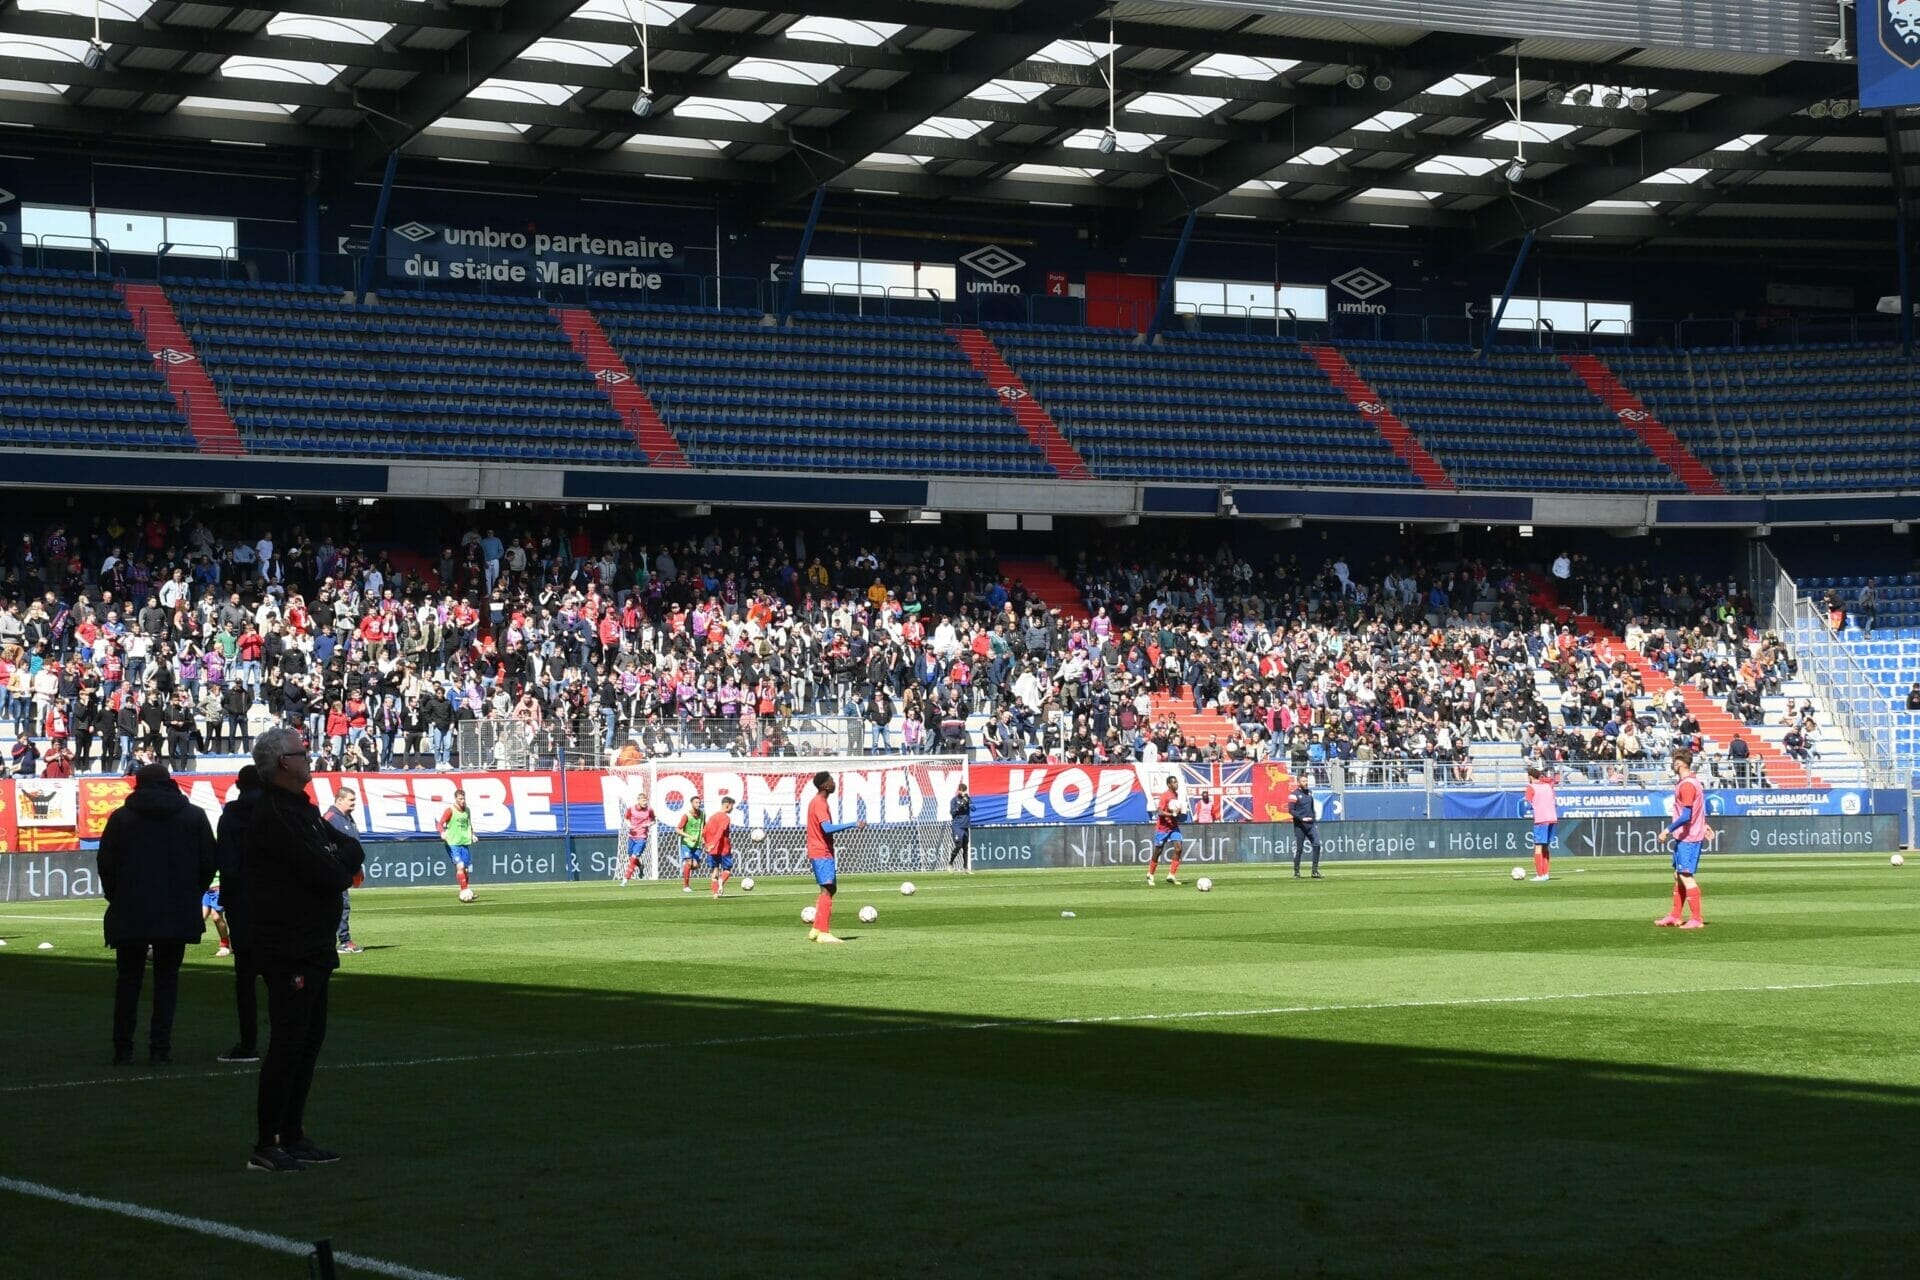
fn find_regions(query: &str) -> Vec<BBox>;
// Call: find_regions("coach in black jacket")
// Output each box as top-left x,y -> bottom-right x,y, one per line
97,763 -> 217,1065
1289,779 -> 1323,880
213,765 -> 265,1064
242,724 -> 364,1174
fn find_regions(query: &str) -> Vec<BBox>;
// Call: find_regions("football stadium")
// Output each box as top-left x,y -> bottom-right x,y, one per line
1,0 -> 1918,1275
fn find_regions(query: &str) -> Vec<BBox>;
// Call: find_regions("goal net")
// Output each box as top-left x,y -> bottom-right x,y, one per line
596,756 -> 968,880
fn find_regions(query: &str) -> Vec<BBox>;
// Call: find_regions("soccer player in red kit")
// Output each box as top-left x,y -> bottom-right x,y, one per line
804,771 -> 864,944
1146,776 -> 1184,886
1656,749 -> 1710,928
704,795 -> 736,898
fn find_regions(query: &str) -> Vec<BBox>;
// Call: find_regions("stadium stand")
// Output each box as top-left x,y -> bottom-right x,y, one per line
595,306 -> 1051,476
985,325 -> 1423,487
166,282 -> 638,462
1602,344 -> 1920,493
1340,344 -> 1687,493
0,269 -> 198,452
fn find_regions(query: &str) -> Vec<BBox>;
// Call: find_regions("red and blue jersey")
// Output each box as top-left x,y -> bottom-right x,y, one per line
1671,776 -> 1709,843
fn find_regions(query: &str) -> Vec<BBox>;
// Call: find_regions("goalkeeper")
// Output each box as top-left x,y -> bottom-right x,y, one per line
948,783 -> 972,873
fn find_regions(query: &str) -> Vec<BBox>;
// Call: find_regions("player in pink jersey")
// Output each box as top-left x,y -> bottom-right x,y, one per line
619,794 -> 653,885
1655,749 -> 1709,929
1524,765 -> 1558,883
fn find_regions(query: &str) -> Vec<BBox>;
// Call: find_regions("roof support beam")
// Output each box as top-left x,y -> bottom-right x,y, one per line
1128,30 -> 1509,228
755,0 -> 1107,213
343,0 -> 587,172
1469,60 -> 1852,249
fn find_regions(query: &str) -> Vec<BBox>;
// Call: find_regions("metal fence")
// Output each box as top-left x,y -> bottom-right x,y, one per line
458,713 -> 865,769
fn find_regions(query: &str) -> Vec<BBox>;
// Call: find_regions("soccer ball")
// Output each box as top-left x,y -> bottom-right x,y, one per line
858,905 -> 878,924
751,829 -> 766,843
1511,867 -> 1527,881
1894,854 -> 1906,868
900,881 -> 916,896
801,906 -> 817,925
1196,877 -> 1213,893
458,887 -> 474,903
740,877 -> 756,892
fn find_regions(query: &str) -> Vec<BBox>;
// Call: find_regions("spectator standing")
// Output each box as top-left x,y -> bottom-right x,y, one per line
97,762 -> 217,1066
214,764 -> 266,1065
1857,578 -> 1878,635
1288,777 -> 1322,879
244,725 -> 364,1173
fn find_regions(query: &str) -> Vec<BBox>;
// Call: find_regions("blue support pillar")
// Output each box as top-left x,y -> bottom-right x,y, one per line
358,151 -> 399,305
301,182 -> 321,288
1901,204 -> 1914,362
777,187 -> 828,322
1143,210 -> 1198,343
1479,229 -> 1536,363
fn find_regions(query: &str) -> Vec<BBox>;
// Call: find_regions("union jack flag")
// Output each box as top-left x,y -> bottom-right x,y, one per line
1177,762 -> 1253,822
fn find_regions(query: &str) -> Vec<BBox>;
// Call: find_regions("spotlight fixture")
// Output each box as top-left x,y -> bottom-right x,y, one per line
1372,72 -> 1394,92
1096,127 -> 1117,155
630,87 -> 654,118
1629,91 -> 1648,112
1809,100 -> 1830,119
1602,89 -> 1624,109
83,37 -> 107,70
1832,98 -> 1856,118
1570,86 -> 1592,107
1503,156 -> 1528,185
1345,66 -> 1367,91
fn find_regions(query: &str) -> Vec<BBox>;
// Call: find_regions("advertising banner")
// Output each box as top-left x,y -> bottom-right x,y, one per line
0,780 -> 14,853
384,218 -> 685,291
1862,2 -> 1920,109
969,762 -> 1291,827
1440,786 -> 1903,822
966,815 -> 1902,872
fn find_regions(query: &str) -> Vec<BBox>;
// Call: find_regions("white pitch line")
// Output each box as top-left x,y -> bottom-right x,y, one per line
5,977 -> 1913,1098
0,1175 -> 464,1280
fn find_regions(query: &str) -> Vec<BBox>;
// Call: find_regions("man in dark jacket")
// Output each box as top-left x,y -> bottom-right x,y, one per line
244,725 -> 364,1174
213,764 -> 265,1064
97,763 -> 217,1065
1289,777 -> 1323,879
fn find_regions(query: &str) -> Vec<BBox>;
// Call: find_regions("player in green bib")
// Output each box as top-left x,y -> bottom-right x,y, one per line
437,788 -> 477,902
676,796 -> 706,893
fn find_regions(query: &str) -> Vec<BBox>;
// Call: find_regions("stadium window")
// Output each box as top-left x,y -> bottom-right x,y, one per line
21,205 -> 237,258
802,255 -> 955,301
1174,277 -> 1327,323
1493,294 -> 1633,335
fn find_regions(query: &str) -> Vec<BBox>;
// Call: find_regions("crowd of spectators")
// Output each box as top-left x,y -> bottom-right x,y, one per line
0,509 -> 1824,787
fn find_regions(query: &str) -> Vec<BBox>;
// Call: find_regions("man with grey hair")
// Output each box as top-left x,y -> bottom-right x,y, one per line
242,724 -> 363,1174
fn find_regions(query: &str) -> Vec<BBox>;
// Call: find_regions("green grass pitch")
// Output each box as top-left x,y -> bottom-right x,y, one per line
2,854 -> 1917,1279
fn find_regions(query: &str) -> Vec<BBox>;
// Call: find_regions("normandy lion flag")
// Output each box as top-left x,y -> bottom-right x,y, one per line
1862,0 -> 1920,107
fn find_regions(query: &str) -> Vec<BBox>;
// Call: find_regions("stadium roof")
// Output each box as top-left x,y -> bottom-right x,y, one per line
0,0 -> 1895,249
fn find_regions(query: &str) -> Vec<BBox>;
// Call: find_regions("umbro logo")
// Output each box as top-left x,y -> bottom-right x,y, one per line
595,369 -> 631,385
1356,400 -> 1386,416
1617,408 -> 1649,421
1332,268 -> 1391,301
392,222 -> 437,243
959,244 -> 1026,280
996,385 -> 1028,400
156,349 -> 195,365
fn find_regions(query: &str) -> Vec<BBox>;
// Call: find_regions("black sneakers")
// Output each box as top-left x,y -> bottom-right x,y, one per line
111,1049 -> 134,1067
217,1045 -> 260,1064
248,1146 -> 303,1174
149,1049 -> 172,1066
284,1138 -> 341,1165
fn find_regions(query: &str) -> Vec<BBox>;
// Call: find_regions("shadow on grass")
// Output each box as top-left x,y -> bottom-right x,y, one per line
2,954 -> 1917,1278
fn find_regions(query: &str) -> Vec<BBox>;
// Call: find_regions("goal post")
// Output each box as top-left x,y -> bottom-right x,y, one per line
595,755 -> 970,880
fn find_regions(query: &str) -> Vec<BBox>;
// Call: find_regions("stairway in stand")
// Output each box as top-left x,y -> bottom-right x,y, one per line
1301,343 -> 1452,489
117,283 -> 245,455
948,327 -> 1089,479
1562,354 -> 1723,494
998,559 -> 1090,622
1568,615 -> 1819,788
553,307 -> 688,467
1149,687 -> 1240,750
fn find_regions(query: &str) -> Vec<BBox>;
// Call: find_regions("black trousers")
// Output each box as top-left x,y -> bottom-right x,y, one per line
256,963 -> 332,1150
232,944 -> 259,1052
113,940 -> 186,1055
1292,822 -> 1321,872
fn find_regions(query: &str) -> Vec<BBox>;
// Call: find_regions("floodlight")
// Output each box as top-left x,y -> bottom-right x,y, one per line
1503,157 -> 1528,184
631,87 -> 654,118
1372,72 -> 1394,92
1097,128 -> 1117,154
1809,100 -> 1830,119
1345,67 -> 1367,91
83,38 -> 107,71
